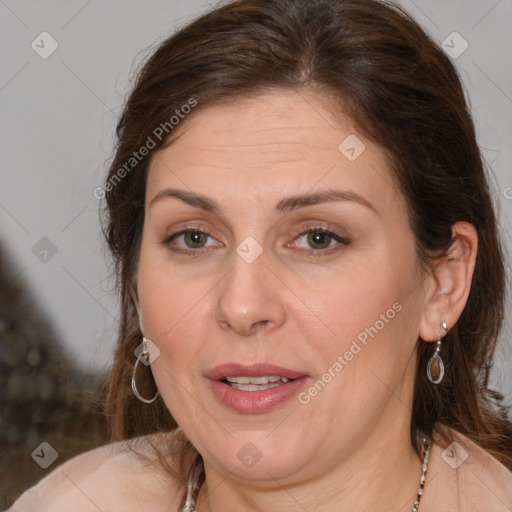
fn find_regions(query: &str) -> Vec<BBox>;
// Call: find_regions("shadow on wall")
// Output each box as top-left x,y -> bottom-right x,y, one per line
0,239 -> 109,508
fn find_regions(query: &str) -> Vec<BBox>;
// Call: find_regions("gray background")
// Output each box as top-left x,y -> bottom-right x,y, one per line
1,1 -> 511,402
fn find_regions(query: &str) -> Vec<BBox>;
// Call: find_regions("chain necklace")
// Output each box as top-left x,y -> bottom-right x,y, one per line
412,437 -> 431,511
182,437 -> 432,512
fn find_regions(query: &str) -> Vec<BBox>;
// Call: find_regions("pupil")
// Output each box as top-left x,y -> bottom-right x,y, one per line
309,231 -> 330,249
186,231 -> 206,247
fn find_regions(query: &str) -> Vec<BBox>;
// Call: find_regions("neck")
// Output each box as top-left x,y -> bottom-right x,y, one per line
194,422 -> 424,512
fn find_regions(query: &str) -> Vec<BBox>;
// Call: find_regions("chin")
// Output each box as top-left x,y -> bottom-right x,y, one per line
202,428 -> 315,483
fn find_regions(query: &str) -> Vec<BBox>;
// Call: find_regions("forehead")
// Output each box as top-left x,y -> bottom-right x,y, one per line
156,90 -> 356,162
146,89 -> 402,217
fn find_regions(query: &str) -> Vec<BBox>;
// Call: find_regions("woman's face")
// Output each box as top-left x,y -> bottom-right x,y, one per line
137,90 -> 429,483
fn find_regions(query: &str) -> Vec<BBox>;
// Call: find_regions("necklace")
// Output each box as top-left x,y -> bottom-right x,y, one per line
412,437 -> 431,511
182,437 -> 432,512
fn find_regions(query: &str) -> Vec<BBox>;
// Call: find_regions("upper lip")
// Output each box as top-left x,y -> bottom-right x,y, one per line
206,363 -> 309,381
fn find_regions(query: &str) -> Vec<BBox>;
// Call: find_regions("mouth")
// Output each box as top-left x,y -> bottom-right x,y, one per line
206,362 -> 307,385
206,363 -> 310,413
222,375 -> 294,391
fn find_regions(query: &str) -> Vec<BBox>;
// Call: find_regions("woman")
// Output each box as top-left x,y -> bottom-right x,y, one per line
9,0 -> 512,510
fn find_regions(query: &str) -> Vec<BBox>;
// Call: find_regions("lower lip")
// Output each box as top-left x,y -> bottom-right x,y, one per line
208,377 -> 310,413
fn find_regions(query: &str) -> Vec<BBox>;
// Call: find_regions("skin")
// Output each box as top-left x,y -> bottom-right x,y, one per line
135,88 -> 478,512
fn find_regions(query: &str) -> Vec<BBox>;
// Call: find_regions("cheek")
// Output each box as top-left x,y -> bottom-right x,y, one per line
136,241 -> 202,343
316,287 -> 403,371
138,274 -> 208,344
311,262 -> 396,337
309,251 -> 420,376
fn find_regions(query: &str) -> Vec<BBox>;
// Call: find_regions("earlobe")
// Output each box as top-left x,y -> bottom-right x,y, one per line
129,282 -> 145,334
418,221 -> 478,342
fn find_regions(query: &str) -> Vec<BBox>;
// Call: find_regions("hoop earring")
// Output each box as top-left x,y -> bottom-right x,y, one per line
131,337 -> 159,404
426,322 -> 447,384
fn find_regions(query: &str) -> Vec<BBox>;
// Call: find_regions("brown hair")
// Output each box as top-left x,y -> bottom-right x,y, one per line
102,0 -> 512,477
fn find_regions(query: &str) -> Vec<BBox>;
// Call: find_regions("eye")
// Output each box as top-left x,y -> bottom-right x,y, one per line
163,228 -> 219,255
290,226 -> 350,255
162,225 -> 350,257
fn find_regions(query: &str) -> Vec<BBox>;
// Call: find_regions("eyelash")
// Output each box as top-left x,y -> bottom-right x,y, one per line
162,224 -> 350,258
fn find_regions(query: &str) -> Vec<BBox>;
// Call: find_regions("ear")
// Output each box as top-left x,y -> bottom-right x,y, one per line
418,221 -> 478,342
129,282 -> 145,334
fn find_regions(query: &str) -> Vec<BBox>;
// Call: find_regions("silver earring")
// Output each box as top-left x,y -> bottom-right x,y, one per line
427,322 -> 447,384
131,337 -> 159,403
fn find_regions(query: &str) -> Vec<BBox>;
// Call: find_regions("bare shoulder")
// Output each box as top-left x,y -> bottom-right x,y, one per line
7,431 -> 189,512
424,426 -> 512,511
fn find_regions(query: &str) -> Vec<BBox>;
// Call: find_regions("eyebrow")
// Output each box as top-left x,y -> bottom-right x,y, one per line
149,187 -> 378,215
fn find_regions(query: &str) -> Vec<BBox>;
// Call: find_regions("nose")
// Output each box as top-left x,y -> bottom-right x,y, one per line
215,247 -> 286,337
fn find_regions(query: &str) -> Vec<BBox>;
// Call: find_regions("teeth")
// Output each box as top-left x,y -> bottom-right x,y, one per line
224,376 -> 293,391
230,382 -> 281,391
225,375 -> 290,384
